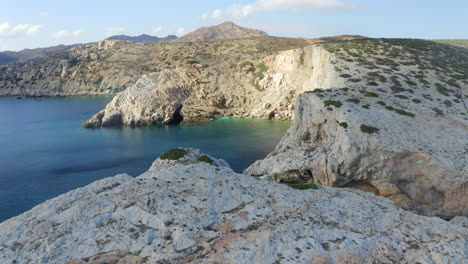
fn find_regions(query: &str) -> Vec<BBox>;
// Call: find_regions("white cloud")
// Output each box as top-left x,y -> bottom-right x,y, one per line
228,0 -> 353,19
201,13 -> 209,20
152,26 -> 163,35
40,12 -> 49,17
0,22 -> 43,38
52,29 -> 82,39
105,27 -> 125,37
176,27 -> 185,36
211,9 -> 223,19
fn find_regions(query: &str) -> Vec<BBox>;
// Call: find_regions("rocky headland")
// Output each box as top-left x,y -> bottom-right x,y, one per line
1,149 -> 466,264
80,39 -> 467,220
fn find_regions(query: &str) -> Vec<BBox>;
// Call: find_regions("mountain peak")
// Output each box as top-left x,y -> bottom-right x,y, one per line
174,22 -> 268,42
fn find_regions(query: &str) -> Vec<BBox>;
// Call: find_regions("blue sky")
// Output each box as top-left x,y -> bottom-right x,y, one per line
0,0 -> 467,51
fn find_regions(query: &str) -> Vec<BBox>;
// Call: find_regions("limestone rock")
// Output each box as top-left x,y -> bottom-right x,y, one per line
0,149 -> 466,264
245,90 -> 467,219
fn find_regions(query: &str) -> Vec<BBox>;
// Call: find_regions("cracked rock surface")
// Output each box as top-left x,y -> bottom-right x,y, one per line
0,149 -> 466,264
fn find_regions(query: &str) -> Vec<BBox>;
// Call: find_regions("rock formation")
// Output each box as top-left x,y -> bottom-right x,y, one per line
246,39 -> 468,219
1,149 -> 466,264
83,44 -> 342,127
174,22 -> 268,42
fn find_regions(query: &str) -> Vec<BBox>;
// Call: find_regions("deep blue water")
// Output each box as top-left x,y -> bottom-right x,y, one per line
0,96 -> 291,222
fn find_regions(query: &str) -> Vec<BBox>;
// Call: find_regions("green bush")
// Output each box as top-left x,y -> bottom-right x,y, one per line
339,122 -> 348,128
360,124 -> 379,134
362,104 -> 370,109
377,101 -> 386,106
159,148 -> 187,160
349,78 -> 361,83
412,99 -> 422,103
394,94 -> 410,100
364,92 -> 379,97
435,83 -> 450,96
324,100 -> 343,108
340,74 -> 352,78
432,107 -> 444,115
393,108 -> 415,117
443,100 -> 453,107
347,98 -> 360,103
385,106 -> 394,111
287,183 -> 318,190
198,155 -> 213,164
187,59 -> 200,64
368,81 -> 379,86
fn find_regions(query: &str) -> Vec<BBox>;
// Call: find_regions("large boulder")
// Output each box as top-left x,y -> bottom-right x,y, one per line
0,149 -> 466,263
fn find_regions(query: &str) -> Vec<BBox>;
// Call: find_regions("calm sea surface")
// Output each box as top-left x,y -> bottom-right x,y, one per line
0,96 -> 291,222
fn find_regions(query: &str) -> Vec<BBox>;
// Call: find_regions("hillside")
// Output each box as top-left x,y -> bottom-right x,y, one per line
0,44 -> 81,65
106,34 -> 177,42
0,37 -> 313,96
174,22 -> 268,42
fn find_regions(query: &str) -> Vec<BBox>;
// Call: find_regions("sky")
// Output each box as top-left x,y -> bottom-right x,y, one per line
0,0 -> 467,51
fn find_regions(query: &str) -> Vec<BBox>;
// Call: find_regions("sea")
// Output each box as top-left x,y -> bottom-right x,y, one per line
0,96 -> 291,222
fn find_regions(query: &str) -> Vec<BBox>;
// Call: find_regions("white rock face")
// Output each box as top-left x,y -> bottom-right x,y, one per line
0,149 -> 466,264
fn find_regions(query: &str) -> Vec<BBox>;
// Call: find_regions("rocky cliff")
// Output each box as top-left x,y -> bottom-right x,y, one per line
1,149 -> 466,264
83,43 -> 340,127
246,39 -> 468,219
175,22 -> 268,42
0,37 -> 313,96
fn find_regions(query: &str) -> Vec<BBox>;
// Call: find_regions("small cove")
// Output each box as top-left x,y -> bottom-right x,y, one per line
0,96 -> 291,222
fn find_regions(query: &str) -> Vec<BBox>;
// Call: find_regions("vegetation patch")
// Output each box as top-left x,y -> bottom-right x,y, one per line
346,98 -> 360,103
324,100 -> 343,108
362,104 -> 370,109
377,101 -> 386,106
340,74 -> 352,78
393,108 -> 415,117
432,107 -> 444,115
198,155 -> 214,164
435,83 -> 450,96
287,183 -> 318,190
360,124 -> 379,134
364,92 -> 379,97
443,100 -> 453,107
394,94 -> 410,100
339,122 -> 348,128
412,99 -> 422,103
160,148 -> 187,160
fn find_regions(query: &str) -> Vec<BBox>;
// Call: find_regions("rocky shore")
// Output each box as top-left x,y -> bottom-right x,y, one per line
1,149 -> 466,264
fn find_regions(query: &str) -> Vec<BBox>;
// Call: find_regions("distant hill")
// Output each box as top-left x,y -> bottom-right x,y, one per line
0,44 -> 81,65
175,22 -> 268,42
106,34 -> 177,43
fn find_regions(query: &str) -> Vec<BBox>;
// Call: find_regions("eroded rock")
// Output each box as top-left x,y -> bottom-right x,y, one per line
0,149 -> 466,264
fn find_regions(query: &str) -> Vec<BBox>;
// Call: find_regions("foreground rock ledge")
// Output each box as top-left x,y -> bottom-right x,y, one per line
1,149 -> 466,264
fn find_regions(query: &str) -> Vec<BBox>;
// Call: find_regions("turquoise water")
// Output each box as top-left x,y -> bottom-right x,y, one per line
0,96 -> 291,222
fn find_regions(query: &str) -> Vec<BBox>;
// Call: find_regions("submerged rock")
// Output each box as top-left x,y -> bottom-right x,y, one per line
0,149 -> 466,263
